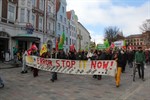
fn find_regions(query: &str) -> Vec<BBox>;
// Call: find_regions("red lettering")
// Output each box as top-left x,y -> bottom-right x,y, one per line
103,61 -> 109,69
56,60 -> 60,67
97,61 -> 102,68
48,60 -> 52,66
71,61 -> 76,67
40,58 -> 44,64
91,61 -> 96,69
66,61 -> 70,67
61,60 -> 65,67
111,61 -> 113,66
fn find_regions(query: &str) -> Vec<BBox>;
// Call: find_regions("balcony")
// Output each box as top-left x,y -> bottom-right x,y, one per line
47,12 -> 56,20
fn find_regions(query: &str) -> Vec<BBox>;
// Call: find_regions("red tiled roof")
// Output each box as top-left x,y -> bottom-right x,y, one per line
67,11 -> 71,20
126,34 -> 143,38
56,0 -> 60,13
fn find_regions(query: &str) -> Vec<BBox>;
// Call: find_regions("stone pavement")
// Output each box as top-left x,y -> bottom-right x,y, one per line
0,63 -> 150,100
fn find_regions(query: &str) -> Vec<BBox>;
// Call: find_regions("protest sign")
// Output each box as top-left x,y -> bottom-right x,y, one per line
26,56 -> 117,76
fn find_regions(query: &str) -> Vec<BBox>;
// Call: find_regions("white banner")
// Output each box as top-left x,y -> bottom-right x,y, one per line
114,40 -> 124,47
26,56 -> 117,77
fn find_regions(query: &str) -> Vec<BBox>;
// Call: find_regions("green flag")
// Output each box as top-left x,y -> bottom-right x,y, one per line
58,43 -> 63,50
104,39 -> 110,48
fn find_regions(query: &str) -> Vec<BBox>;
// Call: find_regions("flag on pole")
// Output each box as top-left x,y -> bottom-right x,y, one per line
104,39 -> 110,48
40,44 -> 47,56
58,32 -> 66,50
56,38 -> 58,51
31,44 -> 38,50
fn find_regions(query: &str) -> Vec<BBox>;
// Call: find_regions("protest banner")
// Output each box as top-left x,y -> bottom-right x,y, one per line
26,56 -> 117,77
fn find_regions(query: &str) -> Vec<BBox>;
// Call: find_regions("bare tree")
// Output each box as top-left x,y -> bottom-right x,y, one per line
140,19 -> 150,48
140,19 -> 150,32
104,26 -> 120,44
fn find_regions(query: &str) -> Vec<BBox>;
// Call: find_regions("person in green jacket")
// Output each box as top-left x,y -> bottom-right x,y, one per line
135,47 -> 145,81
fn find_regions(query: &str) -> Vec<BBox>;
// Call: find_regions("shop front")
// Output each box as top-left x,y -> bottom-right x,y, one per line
0,32 -> 10,62
12,34 -> 40,52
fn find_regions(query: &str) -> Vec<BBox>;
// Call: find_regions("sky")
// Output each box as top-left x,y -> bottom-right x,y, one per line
66,0 -> 150,44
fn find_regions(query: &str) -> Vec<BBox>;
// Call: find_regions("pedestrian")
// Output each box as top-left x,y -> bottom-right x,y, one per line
127,50 -> 134,68
121,50 -> 127,73
31,47 -> 39,77
113,50 -> 124,87
1,51 -> 5,63
51,48 -> 66,82
135,47 -> 145,81
21,50 -> 28,74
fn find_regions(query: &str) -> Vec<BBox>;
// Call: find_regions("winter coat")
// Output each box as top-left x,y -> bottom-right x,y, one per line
135,51 -> 145,63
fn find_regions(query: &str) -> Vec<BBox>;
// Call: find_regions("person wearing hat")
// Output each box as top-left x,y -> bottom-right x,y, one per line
135,47 -> 145,81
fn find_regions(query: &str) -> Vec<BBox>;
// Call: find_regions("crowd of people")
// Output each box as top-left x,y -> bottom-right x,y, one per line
14,43 -> 150,88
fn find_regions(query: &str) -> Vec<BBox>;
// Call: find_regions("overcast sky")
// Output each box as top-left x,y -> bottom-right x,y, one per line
66,0 -> 149,44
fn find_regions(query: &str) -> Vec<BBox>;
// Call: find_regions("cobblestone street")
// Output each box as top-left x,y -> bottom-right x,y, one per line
0,63 -> 150,100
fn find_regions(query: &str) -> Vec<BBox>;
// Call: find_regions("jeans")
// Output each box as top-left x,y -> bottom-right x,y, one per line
137,63 -> 144,79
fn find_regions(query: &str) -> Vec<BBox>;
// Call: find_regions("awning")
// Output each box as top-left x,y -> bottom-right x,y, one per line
12,35 -> 40,42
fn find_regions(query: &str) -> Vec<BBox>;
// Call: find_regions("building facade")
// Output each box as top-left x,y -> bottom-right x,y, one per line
67,10 -> 77,51
56,0 -> 68,52
0,0 -> 56,61
125,34 -> 145,50
76,22 -> 91,51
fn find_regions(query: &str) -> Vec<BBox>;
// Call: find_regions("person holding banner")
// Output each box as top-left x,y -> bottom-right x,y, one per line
31,43 -> 39,77
21,50 -> 28,74
51,49 -> 66,82
113,50 -> 124,87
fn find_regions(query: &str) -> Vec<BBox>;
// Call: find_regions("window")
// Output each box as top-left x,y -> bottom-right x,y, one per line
60,15 -> 62,22
66,37 -> 68,45
64,18 -> 66,24
20,8 -> 25,22
27,10 -> 30,22
39,0 -> 44,10
39,16 -> 43,31
32,0 -> 36,6
58,23 -> 60,30
32,14 -> 36,27
48,5 -> 51,13
62,25 -> 65,32
62,6 -> 65,13
70,39 -> 71,45
8,4 -> 15,22
66,27 -> 68,34
48,23 -> 51,30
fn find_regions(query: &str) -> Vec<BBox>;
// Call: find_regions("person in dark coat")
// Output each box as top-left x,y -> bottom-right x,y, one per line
127,50 -> 134,68
51,49 -> 66,82
31,48 -> 39,77
121,50 -> 127,73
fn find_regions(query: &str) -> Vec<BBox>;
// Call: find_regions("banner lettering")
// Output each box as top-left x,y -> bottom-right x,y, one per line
26,56 -> 117,76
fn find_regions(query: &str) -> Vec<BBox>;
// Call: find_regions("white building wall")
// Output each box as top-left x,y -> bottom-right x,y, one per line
77,22 -> 91,51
